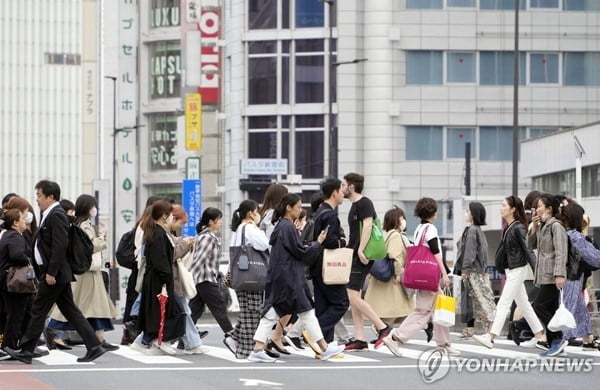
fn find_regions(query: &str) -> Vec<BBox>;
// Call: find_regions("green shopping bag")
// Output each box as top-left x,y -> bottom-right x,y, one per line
361,218 -> 387,260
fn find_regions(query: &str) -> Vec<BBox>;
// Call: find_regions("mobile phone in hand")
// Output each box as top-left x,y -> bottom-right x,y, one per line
324,225 -> 330,234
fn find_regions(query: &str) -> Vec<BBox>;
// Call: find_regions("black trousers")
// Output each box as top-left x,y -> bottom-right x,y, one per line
0,290 -> 33,349
122,267 -> 139,322
313,276 -> 349,343
533,284 -> 562,345
188,281 -> 233,334
19,280 -> 100,352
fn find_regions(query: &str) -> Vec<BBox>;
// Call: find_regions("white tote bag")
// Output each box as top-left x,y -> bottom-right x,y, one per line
322,248 -> 354,285
548,289 -> 576,332
174,258 -> 198,299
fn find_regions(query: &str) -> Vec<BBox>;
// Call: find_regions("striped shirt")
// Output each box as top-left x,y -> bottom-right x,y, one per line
190,229 -> 221,284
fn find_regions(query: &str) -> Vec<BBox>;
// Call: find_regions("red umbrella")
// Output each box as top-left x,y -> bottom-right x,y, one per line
156,285 -> 169,346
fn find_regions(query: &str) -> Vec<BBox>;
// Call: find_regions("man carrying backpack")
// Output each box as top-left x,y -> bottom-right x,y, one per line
4,180 -> 105,364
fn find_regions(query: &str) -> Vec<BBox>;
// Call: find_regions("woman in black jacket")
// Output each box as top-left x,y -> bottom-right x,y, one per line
136,200 -> 184,349
0,209 -> 35,350
247,194 -> 344,363
473,196 -> 545,350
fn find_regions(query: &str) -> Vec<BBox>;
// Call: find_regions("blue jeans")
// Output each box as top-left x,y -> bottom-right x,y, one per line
131,294 -> 141,317
175,294 -> 202,349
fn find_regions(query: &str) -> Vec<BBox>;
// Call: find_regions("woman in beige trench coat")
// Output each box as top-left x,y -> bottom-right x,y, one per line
365,207 -> 415,324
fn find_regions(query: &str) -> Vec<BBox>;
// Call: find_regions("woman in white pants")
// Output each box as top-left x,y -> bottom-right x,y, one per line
473,196 -> 544,349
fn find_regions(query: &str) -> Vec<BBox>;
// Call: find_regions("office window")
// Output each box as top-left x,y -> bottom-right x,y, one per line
149,114 -> 178,171
407,0 -> 443,8
295,40 -> 324,103
563,52 -> 600,86
406,126 -> 443,160
564,0 -> 600,10
406,51 -> 443,85
296,0 -> 324,27
480,0 -> 525,9
528,127 -> 558,139
448,0 -> 475,6
530,0 -> 559,7
295,115 -> 324,178
530,53 -> 559,84
447,128 -> 476,158
248,116 -> 278,159
248,57 -> 277,104
583,165 -> 600,197
480,51 -> 525,85
480,126 -> 512,161
249,0 -> 277,29
447,52 -> 475,83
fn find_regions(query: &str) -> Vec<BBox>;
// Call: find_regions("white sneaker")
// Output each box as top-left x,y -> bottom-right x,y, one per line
520,337 -> 540,348
382,334 -> 402,357
472,334 -> 494,349
248,350 -> 277,363
184,345 -> 210,355
130,342 -> 164,355
153,340 -> 177,355
320,343 -> 345,361
223,336 -> 238,356
441,344 -> 461,356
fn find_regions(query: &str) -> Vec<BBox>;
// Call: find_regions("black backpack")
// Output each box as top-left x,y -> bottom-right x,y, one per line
116,229 -> 137,269
67,224 -> 93,275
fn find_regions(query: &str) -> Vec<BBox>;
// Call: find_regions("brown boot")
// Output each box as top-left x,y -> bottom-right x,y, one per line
120,329 -> 133,345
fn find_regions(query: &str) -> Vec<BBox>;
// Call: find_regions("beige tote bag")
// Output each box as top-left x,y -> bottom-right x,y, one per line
322,248 -> 354,285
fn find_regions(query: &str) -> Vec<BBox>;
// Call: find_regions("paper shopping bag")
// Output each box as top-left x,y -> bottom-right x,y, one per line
322,248 -> 354,285
432,290 -> 456,327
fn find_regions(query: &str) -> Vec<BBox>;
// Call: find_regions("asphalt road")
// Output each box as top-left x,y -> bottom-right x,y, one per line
1,324 -> 598,390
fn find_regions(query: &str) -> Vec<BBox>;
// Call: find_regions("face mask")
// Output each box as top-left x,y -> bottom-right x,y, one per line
25,212 -> 34,224
253,212 -> 261,225
90,207 -> 98,218
400,218 -> 407,232
166,215 -> 174,225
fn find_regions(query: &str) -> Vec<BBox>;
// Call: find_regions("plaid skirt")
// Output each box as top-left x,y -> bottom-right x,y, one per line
231,291 -> 263,358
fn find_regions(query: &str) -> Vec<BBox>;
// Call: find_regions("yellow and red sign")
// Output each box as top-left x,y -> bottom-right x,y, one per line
185,93 -> 202,150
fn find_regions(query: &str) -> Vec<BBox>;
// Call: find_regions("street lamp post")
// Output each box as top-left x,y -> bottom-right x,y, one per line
322,0 -> 367,178
512,0 -> 520,196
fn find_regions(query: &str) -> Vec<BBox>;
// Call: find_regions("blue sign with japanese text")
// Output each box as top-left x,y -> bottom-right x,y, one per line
182,179 -> 202,237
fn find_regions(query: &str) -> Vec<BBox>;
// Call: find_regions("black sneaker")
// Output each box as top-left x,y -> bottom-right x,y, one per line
374,325 -> 392,349
535,340 -> 550,351
0,349 -> 12,361
567,339 -> 583,347
509,322 -> 521,346
344,339 -> 368,352
582,342 -> 597,351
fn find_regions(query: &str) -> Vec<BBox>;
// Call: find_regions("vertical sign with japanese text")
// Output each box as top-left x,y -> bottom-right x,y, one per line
199,2 -> 220,104
185,93 -> 202,150
182,179 -> 202,237
117,1 -> 138,257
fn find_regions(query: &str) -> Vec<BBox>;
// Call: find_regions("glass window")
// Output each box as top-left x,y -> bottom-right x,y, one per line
296,0 -> 324,27
479,126 -> 512,161
249,0 -> 277,29
529,127 -> 558,139
480,51 -> 526,85
447,128 -> 476,158
447,52 -> 475,83
406,51 -> 443,85
248,116 -> 277,129
563,52 -> 600,86
583,165 -> 600,197
150,0 -> 180,28
248,41 -> 277,54
564,0 -> 600,10
149,114 -> 178,171
149,41 -> 182,99
406,126 -> 443,160
448,0 -> 475,6
480,0 -> 526,9
282,0 -> 290,28
530,0 -> 559,7
249,132 -> 278,158
295,131 -> 324,178
295,55 -> 324,103
248,57 -> 277,104
282,56 -> 290,104
530,53 -> 559,84
296,39 -> 324,52
406,0 -> 443,8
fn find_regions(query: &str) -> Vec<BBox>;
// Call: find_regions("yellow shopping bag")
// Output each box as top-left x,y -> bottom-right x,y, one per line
432,289 -> 456,327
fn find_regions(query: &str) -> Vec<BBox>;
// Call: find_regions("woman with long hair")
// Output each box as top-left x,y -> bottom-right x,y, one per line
136,200 -> 185,348
229,200 -> 270,359
47,194 -> 118,351
454,202 -> 496,338
248,194 -> 344,362
473,196 -> 544,350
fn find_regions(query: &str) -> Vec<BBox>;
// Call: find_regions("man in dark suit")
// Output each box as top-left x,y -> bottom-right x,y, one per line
4,180 -> 105,364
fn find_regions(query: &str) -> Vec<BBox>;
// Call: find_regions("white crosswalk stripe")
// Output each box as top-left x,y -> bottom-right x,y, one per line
22,338 -> 599,366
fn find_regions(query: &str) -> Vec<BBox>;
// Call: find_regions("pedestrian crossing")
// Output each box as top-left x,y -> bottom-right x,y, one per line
3,333 -> 599,367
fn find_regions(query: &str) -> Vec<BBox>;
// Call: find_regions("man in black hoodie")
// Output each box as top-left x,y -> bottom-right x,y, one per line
310,178 -> 348,343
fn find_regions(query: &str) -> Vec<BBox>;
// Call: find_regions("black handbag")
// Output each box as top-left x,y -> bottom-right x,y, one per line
6,264 -> 39,294
229,225 -> 269,292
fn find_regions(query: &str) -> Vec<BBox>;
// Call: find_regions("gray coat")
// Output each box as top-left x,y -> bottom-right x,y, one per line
527,217 -> 568,285
455,225 -> 488,274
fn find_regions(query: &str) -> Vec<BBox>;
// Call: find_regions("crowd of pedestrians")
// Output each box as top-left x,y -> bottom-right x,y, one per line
0,175 -> 598,365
